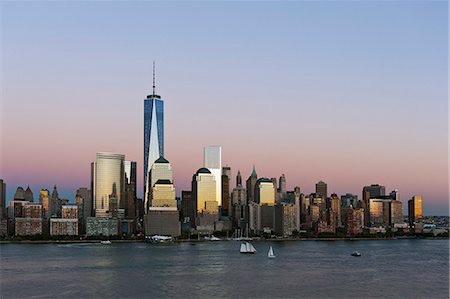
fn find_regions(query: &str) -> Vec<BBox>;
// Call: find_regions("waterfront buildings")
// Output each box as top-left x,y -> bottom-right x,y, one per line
408,195 -> 423,226
144,67 -> 164,208
15,204 -> 43,236
50,205 -> 79,236
92,152 -> 125,218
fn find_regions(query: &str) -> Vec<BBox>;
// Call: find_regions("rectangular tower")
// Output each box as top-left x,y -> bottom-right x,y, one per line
203,146 -> 222,207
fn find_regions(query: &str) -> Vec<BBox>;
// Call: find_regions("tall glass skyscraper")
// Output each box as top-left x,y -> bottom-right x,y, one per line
92,152 -> 125,218
144,65 -> 164,207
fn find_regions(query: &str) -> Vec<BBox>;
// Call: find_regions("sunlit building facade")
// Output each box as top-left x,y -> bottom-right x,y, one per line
408,195 -> 423,226
192,168 -> 217,214
151,180 -> 176,208
145,157 -> 173,211
92,152 -> 125,218
39,189 -> 51,219
255,178 -> 275,205
203,146 -> 222,207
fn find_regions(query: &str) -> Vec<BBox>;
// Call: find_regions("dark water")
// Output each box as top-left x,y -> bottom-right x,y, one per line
1,239 -> 448,298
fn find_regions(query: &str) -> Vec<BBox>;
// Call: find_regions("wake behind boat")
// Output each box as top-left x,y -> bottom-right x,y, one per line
351,251 -> 361,257
100,240 -> 111,245
240,242 -> 256,254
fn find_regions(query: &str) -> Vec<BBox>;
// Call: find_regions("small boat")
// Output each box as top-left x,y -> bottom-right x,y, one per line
267,246 -> 276,258
240,242 -> 256,254
204,235 -> 221,241
148,235 -> 173,243
351,251 -> 361,257
100,240 -> 112,245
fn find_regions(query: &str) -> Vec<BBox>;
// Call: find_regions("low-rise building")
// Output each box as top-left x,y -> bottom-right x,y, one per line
144,208 -> 181,236
86,217 -> 118,236
50,218 -> 79,236
15,218 -> 42,236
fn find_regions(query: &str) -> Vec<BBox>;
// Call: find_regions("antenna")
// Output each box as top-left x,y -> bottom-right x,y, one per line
152,61 -> 156,97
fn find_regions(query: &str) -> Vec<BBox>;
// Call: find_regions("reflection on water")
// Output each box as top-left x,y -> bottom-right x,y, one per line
1,240 -> 448,298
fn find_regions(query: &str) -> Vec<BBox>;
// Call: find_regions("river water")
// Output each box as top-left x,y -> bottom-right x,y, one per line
1,239 -> 448,298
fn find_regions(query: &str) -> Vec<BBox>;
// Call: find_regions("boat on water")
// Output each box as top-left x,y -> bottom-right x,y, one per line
351,251 -> 361,257
267,246 -> 276,258
204,235 -> 221,241
148,235 -> 173,243
100,240 -> 112,245
240,242 -> 256,254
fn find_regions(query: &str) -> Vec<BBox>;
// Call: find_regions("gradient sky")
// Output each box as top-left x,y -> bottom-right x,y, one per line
1,1 -> 448,215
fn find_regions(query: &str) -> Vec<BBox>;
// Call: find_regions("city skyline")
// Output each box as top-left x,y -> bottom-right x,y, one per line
1,1 -> 448,215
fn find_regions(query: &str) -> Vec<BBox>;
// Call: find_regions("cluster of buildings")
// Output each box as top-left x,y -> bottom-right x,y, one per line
0,69 -> 435,238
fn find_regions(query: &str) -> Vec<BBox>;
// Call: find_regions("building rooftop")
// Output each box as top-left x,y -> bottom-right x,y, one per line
196,167 -> 211,175
154,156 -> 169,164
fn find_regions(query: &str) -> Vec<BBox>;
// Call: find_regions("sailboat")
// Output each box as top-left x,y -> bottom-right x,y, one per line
267,246 -> 276,258
240,242 -> 256,254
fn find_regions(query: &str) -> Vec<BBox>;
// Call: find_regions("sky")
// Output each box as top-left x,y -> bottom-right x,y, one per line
1,1 -> 448,215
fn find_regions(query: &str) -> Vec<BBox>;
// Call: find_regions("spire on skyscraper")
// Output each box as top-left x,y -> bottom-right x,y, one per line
251,165 -> 257,177
152,60 -> 156,97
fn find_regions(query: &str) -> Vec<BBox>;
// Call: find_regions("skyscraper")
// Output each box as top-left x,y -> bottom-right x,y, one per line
92,152 -> 125,218
39,189 -> 51,219
315,181 -> 327,199
221,166 -> 231,216
246,166 -> 258,203
24,186 -> 34,202
408,195 -> 423,226
144,63 -> 164,209
192,168 -> 217,214
146,157 -> 173,211
203,146 -> 222,207
124,161 -> 137,220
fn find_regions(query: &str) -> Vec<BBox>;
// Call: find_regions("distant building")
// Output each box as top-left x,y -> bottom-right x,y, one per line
274,202 -> 300,237
204,146 -> 222,207
231,170 -> 247,236
145,157 -> 173,212
278,174 -> 287,202
341,193 -> 358,208
0,179 -> 6,219
51,185 -> 61,217
86,217 -> 118,236
192,168 -> 217,215
62,205 -> 78,219
15,204 -> 43,236
390,200 -> 403,226
14,186 -> 25,200
408,195 -> 423,227
246,166 -> 258,203
363,184 -> 386,226
39,189 -> 51,219
124,160 -> 137,222
255,178 -> 275,205
181,191 -> 194,228
24,186 -> 34,202
221,166 -> 231,216
92,152 -> 125,218
248,201 -> 261,234
144,209 -> 181,236
328,193 -> 341,227
345,208 -> 364,235
315,181 -> 327,200
50,219 -> 78,236
143,76 -> 165,213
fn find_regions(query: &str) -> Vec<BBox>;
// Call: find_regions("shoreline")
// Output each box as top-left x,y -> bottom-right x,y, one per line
1,236 -> 448,244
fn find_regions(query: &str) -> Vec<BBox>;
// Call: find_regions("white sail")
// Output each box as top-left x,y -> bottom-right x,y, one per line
246,242 -> 251,252
268,246 -> 275,258
240,243 -> 247,253
249,243 -> 256,253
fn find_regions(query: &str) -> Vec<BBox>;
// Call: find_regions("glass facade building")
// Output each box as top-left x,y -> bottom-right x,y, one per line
192,168 -> 217,214
256,178 -> 275,206
146,157 -> 173,211
144,95 -> 164,207
92,152 -> 125,217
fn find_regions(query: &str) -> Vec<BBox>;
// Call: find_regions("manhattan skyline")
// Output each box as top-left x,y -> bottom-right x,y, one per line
1,1 -> 448,215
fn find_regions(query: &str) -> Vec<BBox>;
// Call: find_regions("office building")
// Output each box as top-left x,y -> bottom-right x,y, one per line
246,166 -> 258,203
203,146 -> 222,207
124,161 -> 137,221
328,193 -> 341,227
408,195 -> 423,226
39,189 -> 51,219
341,193 -> 358,208
51,185 -> 61,217
315,181 -> 327,200
221,166 -> 231,216
231,170 -> 247,235
192,168 -> 217,214
92,152 -> 125,218
181,191 -> 195,228
363,184 -> 386,226
345,208 -> 364,235
274,201 -> 300,237
146,157 -> 173,211
144,63 -> 164,210
15,203 -> 43,236
86,217 -> 118,236
255,178 -> 275,205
